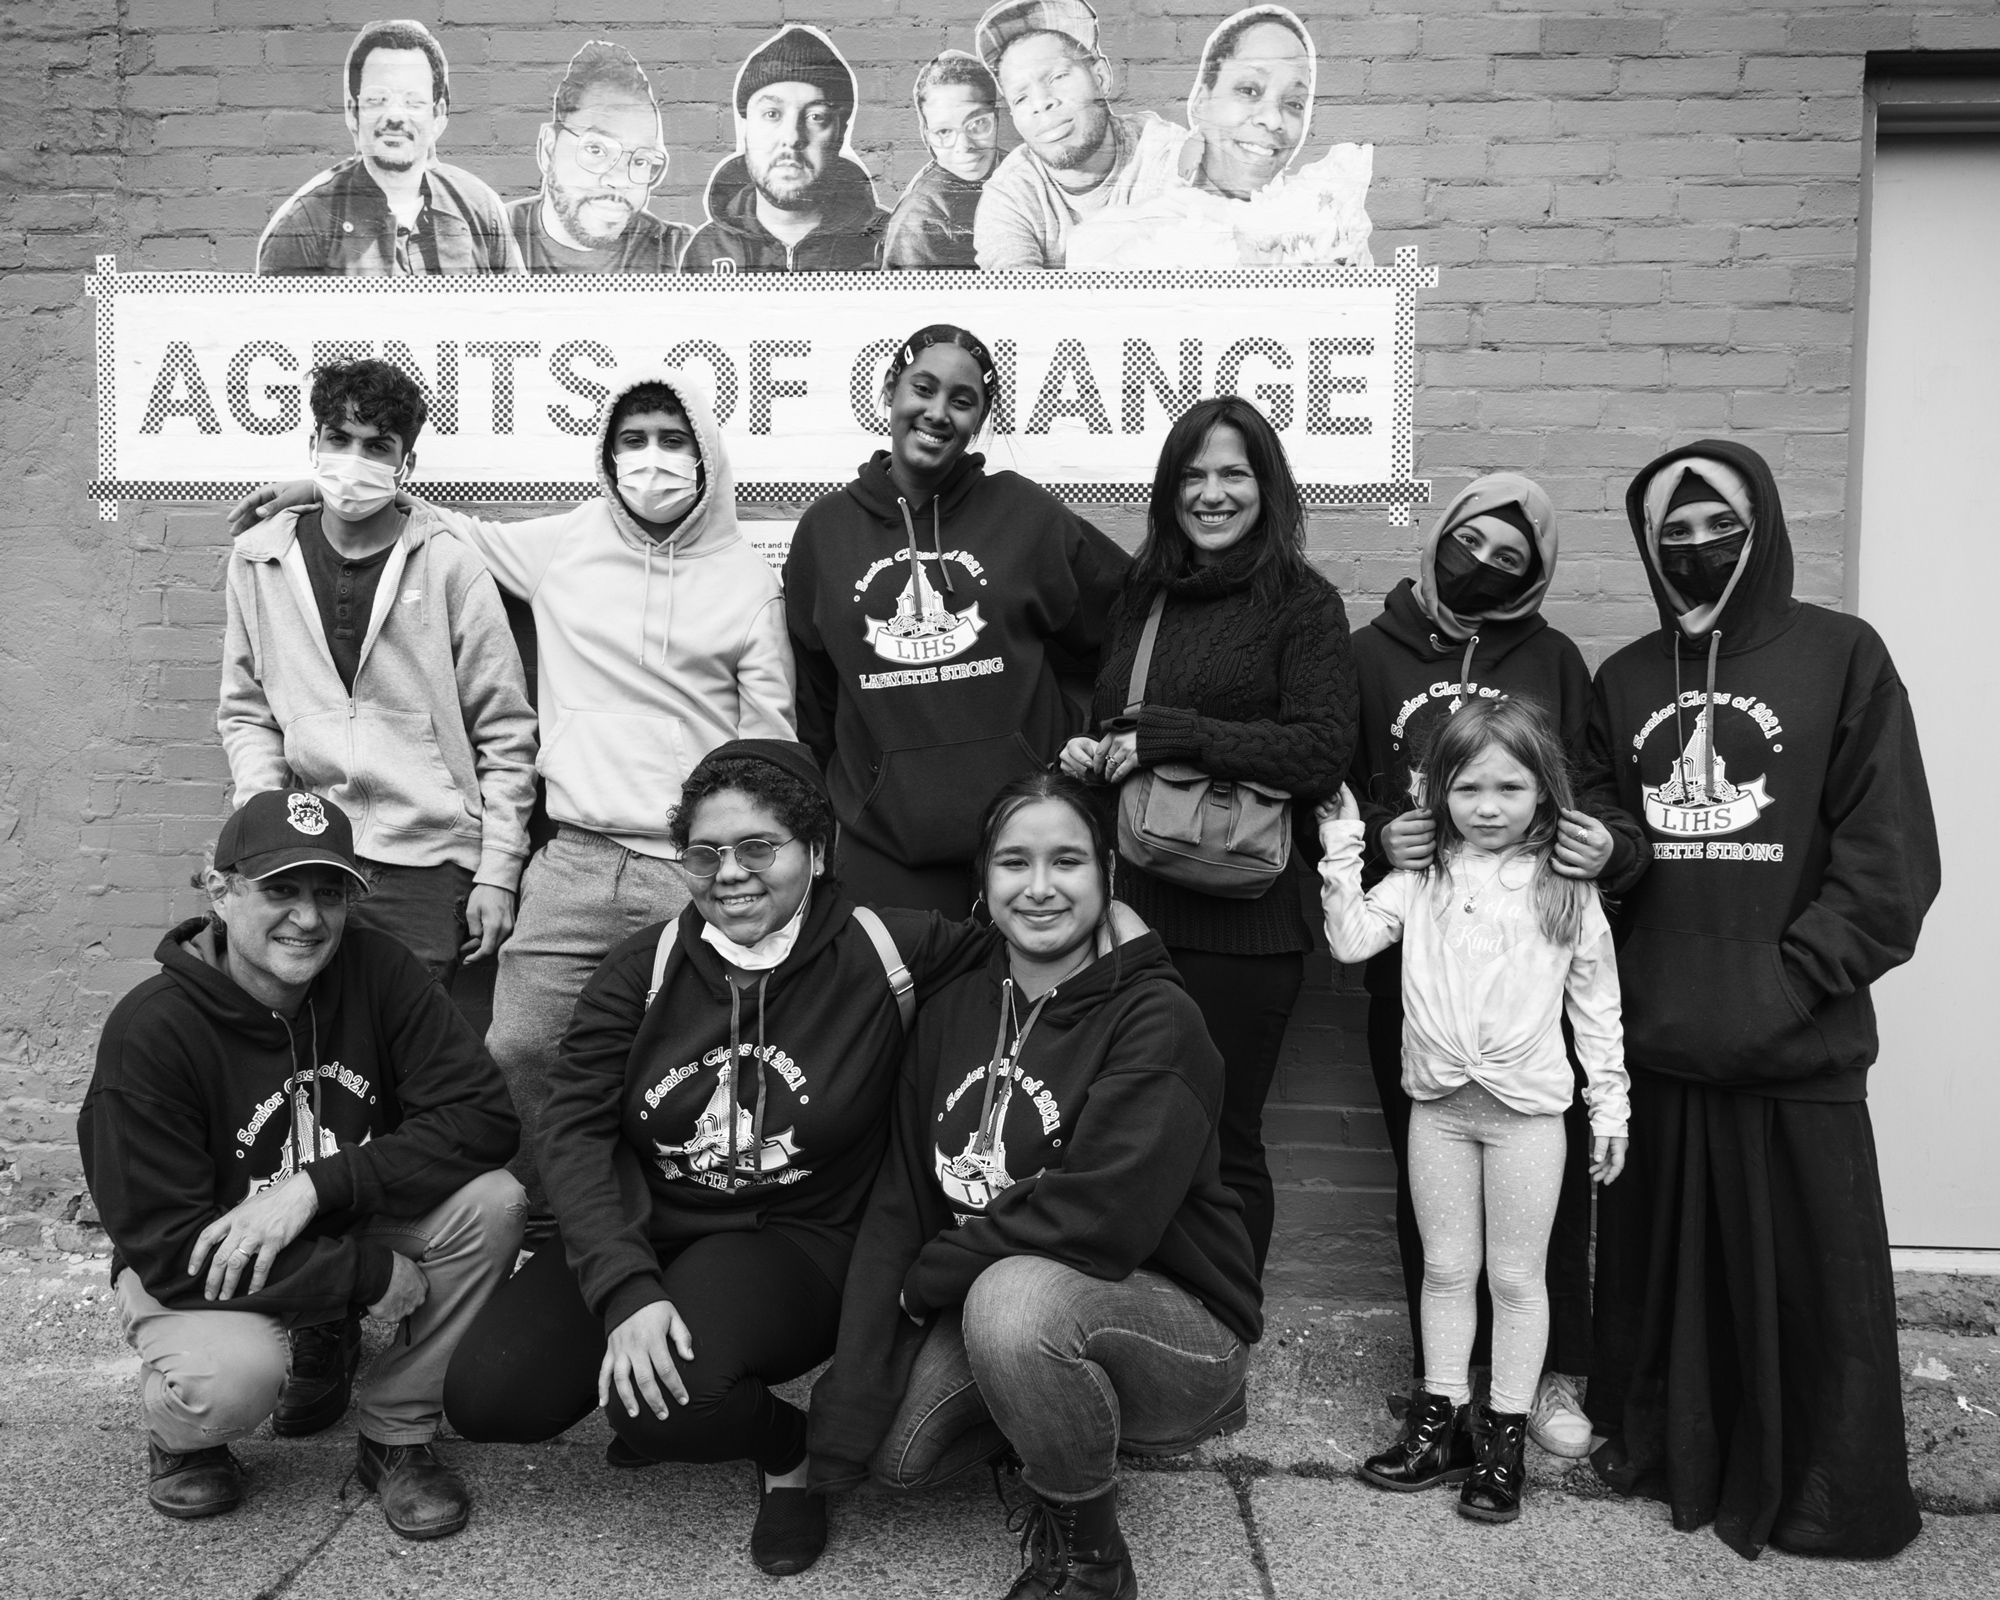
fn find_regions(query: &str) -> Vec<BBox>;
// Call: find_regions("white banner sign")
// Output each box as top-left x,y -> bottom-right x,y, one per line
87,250 -> 1434,521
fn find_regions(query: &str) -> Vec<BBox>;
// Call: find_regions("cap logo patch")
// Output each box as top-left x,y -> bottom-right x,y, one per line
287,793 -> 330,836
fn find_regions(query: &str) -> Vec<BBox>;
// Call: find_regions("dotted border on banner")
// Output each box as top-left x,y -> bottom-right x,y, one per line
86,256 -> 1435,519
90,478 -> 1436,510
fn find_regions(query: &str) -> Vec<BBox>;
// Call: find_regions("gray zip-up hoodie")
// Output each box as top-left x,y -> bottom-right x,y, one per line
219,505 -> 538,890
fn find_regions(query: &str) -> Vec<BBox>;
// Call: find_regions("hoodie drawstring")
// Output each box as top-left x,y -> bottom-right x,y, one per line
897,496 -> 956,600
973,979 -> 1052,1158
637,537 -> 680,671
1670,628 -> 1726,799
724,972 -> 771,1189
1457,635 -> 1480,712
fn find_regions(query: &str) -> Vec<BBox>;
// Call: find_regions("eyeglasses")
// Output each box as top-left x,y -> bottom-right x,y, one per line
927,111 -> 998,150
554,122 -> 669,188
681,836 -> 796,879
356,92 -> 436,116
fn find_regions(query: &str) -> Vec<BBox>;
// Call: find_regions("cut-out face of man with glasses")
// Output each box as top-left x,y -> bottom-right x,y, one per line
511,40 -> 688,274
258,19 -> 522,275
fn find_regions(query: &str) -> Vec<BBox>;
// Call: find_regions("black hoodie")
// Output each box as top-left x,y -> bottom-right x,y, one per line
807,933 -> 1261,1490
78,920 -> 520,1320
678,153 -> 887,273
785,450 -> 1131,867
1349,579 -> 1647,995
536,893 -> 996,1331
1585,440 -> 1939,1098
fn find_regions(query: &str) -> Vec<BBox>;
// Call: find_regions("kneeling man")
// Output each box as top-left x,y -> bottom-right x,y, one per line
79,789 -> 525,1537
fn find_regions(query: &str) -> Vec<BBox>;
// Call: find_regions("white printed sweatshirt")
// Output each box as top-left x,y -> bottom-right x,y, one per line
422,371 -> 795,858
1317,819 -> 1629,1136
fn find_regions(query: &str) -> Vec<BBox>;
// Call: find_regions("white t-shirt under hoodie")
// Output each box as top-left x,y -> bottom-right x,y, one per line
1318,819 -> 1629,1137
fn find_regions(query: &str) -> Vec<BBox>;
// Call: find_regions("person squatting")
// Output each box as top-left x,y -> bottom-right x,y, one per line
78,318 -> 1939,1594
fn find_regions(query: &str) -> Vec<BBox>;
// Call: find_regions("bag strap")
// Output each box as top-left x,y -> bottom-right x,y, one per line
644,905 -> 914,1032
851,904 -> 915,1032
1121,590 -> 1168,719
645,917 -> 680,1007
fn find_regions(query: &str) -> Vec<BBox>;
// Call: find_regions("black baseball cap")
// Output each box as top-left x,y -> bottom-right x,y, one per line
214,791 -> 369,887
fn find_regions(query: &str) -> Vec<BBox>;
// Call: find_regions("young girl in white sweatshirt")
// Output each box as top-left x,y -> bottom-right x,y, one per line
1318,695 -> 1629,1525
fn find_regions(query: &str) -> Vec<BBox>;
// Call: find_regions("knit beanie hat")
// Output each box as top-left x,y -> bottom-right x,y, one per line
735,26 -> 855,123
693,739 -> 830,807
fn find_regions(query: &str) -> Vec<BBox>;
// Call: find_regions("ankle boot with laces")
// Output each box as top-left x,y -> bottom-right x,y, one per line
1358,1388 -> 1473,1492
1458,1403 -> 1528,1523
1002,1482 -> 1137,1600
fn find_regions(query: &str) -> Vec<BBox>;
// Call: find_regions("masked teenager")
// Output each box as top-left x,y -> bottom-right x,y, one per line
810,772 -> 1260,1600
1344,472 -> 1644,1458
226,372 -> 794,1231
785,324 -> 1130,917
1059,395 -> 1356,1277
1584,441 -> 1939,1561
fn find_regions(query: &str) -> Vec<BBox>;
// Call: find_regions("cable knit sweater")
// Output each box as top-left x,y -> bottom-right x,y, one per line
1089,556 -> 1358,954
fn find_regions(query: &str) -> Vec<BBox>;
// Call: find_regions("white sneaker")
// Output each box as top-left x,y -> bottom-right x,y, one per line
1527,1371 -> 1594,1458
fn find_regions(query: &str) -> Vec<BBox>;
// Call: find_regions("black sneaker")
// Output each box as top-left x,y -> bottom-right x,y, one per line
272,1310 -> 361,1437
751,1476 -> 828,1576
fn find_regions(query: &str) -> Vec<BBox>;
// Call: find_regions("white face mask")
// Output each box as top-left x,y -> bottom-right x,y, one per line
615,445 -> 700,526
700,881 -> 815,972
312,448 -> 403,523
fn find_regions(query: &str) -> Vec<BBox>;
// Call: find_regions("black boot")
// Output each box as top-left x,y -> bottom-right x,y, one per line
147,1438 -> 244,1519
355,1435 -> 471,1541
1003,1482 -> 1137,1600
1458,1404 -> 1528,1524
1359,1389 -> 1473,1492
272,1309 -> 361,1437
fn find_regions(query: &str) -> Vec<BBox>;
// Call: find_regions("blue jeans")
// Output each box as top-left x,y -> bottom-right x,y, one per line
870,1257 -> 1250,1502
349,859 -> 475,988
487,826 -> 690,1216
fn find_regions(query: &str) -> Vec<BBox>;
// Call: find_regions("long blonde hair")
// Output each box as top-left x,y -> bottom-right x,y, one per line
1423,696 -> 1596,948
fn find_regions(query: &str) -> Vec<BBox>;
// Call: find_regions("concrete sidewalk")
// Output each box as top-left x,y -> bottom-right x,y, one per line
3,1250 -> 1995,1599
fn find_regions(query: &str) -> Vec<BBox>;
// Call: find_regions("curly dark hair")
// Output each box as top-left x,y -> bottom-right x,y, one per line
309,359 -> 427,452
667,757 -> 837,868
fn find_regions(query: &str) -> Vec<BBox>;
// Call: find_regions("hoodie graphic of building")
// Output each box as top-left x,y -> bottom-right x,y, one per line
248,1083 -> 347,1194
1642,704 -> 1775,838
655,1073 -> 802,1180
936,1120 -> 1014,1213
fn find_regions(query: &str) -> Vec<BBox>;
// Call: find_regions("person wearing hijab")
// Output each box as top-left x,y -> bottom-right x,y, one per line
1584,441 -> 1940,1560
1345,471 -> 1645,1459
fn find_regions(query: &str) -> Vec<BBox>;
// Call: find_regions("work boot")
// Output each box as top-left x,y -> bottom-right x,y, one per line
272,1310 -> 361,1437
1358,1388 -> 1473,1491
355,1435 -> 471,1541
1003,1482 -> 1137,1600
1458,1404 -> 1529,1524
147,1438 -> 244,1519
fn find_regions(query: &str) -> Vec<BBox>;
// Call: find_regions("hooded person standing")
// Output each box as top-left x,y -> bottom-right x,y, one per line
228,371 -> 794,1232
680,25 -> 888,274
784,323 -> 1130,916
1584,441 -> 1939,1561
1345,472 -> 1645,1458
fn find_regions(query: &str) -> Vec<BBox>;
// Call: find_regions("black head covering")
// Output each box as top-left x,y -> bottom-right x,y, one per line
691,738 -> 829,805
1664,469 -> 1725,515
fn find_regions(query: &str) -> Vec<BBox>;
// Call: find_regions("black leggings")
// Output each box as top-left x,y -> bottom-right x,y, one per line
1368,990 -> 1594,1383
443,1228 -> 842,1472
1168,948 -> 1307,1278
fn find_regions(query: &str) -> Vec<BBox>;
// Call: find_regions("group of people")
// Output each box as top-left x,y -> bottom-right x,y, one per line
80,309 -> 1938,1594
253,3 -> 1375,278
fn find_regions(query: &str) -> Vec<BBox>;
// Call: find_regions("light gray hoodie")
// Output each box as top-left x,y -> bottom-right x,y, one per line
219,506 -> 538,889
422,370 -> 794,857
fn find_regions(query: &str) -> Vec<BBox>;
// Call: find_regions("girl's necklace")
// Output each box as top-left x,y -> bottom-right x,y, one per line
1459,854 -> 1513,913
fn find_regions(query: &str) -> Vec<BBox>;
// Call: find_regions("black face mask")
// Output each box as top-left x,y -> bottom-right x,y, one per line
1658,531 -> 1748,607
1434,533 -> 1530,617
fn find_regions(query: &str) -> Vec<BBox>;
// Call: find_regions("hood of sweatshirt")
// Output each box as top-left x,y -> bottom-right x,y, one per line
1413,472 -> 1559,640
699,152 -> 885,257
1624,438 -> 1799,655
975,920 -> 1185,1025
153,915 -> 341,1048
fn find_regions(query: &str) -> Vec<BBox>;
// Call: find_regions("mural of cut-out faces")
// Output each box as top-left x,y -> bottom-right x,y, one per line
1186,5 -> 1315,199
972,0 -> 1188,269
513,40 -> 684,272
885,51 -> 1004,270
256,19 -> 519,275
681,25 -> 887,273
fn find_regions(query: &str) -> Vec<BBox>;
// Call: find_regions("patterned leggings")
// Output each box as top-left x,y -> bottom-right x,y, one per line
1409,1081 -> 1569,1416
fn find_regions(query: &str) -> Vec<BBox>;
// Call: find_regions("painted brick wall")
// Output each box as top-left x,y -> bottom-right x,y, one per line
4,1 -> 1996,1290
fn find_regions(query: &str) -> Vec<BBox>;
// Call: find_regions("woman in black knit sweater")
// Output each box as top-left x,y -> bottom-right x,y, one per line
1060,396 -> 1357,1272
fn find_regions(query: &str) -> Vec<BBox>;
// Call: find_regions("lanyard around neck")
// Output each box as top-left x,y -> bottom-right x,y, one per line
972,978 -> 1052,1159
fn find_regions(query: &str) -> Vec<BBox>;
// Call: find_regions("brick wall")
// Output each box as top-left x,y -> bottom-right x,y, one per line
4,1 -> 1997,1288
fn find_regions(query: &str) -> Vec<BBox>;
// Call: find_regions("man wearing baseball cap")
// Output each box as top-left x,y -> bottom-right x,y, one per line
78,790 -> 525,1538
680,24 -> 888,272
972,0 -> 1187,269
